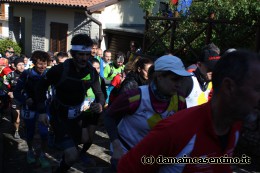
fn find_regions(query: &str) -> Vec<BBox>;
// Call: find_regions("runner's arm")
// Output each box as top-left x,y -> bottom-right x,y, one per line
91,70 -> 105,107
35,67 -> 57,113
118,119 -> 175,173
13,70 -> 28,105
103,89 -> 141,142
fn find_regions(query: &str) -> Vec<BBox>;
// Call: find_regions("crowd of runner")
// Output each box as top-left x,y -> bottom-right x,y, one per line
0,33 -> 259,173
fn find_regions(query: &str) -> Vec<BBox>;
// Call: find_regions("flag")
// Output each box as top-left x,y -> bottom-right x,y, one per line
171,0 -> 178,5
177,0 -> 193,15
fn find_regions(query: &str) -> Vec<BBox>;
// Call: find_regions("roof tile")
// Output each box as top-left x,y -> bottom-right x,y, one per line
2,0 -> 117,11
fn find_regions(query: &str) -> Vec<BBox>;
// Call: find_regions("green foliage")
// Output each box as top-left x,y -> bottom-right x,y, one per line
140,0 -> 259,65
0,38 -> 21,56
139,0 -> 157,13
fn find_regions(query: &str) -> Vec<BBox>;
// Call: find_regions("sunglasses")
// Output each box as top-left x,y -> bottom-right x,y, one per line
77,52 -> 91,56
7,51 -> 14,54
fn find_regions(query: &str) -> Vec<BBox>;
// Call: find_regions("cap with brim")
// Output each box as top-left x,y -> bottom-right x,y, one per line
154,55 -> 192,76
202,49 -> 220,70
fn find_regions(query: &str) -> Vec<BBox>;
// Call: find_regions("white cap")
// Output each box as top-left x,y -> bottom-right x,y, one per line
154,55 -> 192,76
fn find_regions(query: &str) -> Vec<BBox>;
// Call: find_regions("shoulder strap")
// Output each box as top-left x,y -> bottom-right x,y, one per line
107,63 -> 114,78
55,60 -> 70,88
25,68 -> 32,82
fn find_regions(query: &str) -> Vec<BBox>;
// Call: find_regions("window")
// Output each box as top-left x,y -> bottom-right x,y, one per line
0,4 -> 5,16
50,22 -> 68,52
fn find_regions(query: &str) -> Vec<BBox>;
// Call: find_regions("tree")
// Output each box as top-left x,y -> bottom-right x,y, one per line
140,0 -> 259,64
0,38 -> 22,56
139,0 -> 156,14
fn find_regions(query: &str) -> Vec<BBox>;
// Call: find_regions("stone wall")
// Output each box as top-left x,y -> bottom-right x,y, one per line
73,12 -> 91,36
90,13 -> 100,41
31,9 -> 46,52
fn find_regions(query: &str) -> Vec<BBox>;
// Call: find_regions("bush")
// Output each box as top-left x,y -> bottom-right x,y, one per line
0,38 -> 21,56
140,0 -> 259,65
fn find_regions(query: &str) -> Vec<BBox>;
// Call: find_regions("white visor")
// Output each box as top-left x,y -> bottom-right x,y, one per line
71,45 -> 92,52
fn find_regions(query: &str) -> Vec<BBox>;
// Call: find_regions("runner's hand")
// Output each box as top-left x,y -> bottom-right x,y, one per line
90,103 -> 102,113
38,113 -> 49,126
8,92 -> 14,99
26,98 -> 34,106
112,139 -> 124,160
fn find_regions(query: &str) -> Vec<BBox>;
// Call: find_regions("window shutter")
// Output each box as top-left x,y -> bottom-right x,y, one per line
50,22 -> 68,52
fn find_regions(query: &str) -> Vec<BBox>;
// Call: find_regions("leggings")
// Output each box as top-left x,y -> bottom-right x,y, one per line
23,115 -> 48,141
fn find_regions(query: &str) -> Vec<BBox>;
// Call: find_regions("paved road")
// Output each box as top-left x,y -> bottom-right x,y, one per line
1,115 -> 259,173
1,116 -> 113,173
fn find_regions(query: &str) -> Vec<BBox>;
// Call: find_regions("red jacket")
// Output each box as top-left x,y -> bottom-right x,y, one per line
118,102 -> 242,173
0,66 -> 12,77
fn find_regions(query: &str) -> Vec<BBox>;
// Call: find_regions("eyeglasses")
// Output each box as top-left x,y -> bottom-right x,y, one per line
7,51 -> 14,54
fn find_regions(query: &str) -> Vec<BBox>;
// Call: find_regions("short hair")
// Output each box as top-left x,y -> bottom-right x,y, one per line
104,49 -> 112,55
212,50 -> 260,93
115,51 -> 125,61
31,50 -> 50,65
134,57 -> 153,72
70,34 -> 93,57
124,62 -> 134,73
57,51 -> 68,58
89,58 -> 100,65
9,55 -> 20,64
14,57 -> 25,67
20,54 -> 28,59
92,40 -> 98,46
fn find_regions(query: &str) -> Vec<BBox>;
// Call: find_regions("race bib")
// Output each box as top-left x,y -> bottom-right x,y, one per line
0,90 -> 6,96
21,107 -> 36,119
68,105 -> 81,119
80,98 -> 95,112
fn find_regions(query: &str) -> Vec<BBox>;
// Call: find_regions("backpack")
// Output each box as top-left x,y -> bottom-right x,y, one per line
107,63 -> 114,78
54,59 -> 96,91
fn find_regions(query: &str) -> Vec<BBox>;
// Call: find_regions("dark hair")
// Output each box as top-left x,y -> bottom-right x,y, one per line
47,51 -> 54,58
9,55 -> 20,64
212,50 -> 260,93
92,40 -> 98,47
134,57 -> 153,72
70,34 -> 93,57
148,65 -> 155,83
31,50 -> 50,65
57,51 -> 68,58
104,49 -> 112,55
124,62 -> 134,73
14,57 -> 24,67
20,54 -> 28,59
89,58 -> 100,65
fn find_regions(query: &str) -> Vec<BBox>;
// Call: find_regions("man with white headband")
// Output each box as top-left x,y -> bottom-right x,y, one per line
35,34 -> 105,172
